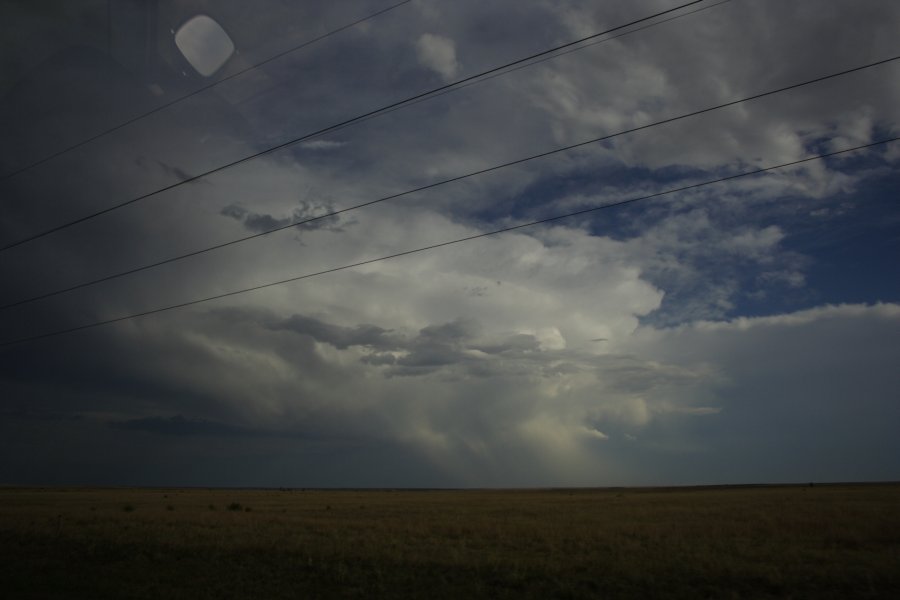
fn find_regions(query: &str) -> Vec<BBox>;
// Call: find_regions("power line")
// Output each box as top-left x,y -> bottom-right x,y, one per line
1,137 -> 895,349
6,0 -> 725,191
2,54 -> 896,312
0,0 -> 705,252
0,0 -> 415,182
334,0 -> 737,134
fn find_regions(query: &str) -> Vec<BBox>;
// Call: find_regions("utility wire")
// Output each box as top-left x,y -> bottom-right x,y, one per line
2,54 -> 896,311
0,0 -> 705,252
1,137 -> 895,349
4,0 -> 724,189
325,0 -> 736,136
0,0 -> 415,182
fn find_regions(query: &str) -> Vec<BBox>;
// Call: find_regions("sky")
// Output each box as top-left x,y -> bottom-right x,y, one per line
0,0 -> 898,488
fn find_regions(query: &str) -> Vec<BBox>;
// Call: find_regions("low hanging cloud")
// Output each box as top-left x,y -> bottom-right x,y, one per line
53,301 -> 894,486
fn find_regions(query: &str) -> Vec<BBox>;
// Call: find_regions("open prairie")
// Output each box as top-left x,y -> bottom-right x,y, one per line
1,484 -> 898,598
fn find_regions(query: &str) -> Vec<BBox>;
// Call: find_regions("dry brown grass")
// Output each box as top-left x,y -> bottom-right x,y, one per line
1,484 -> 898,598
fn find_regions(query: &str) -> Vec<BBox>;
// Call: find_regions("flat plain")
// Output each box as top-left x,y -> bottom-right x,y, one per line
1,484 -> 898,598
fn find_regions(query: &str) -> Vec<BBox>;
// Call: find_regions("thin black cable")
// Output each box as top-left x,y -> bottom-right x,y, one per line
0,0 -> 705,252
0,0 -> 414,182
326,0 -> 736,136
1,137 -> 895,349
2,54 -> 896,311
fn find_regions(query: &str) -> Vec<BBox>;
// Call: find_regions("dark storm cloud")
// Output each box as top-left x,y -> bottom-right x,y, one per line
268,312 -> 563,377
0,320 -> 250,423
2,0 -> 899,487
392,320 -> 474,371
221,200 -> 346,234
0,406 -> 84,423
112,414 -> 251,437
382,321 -> 585,378
270,314 -> 498,374
0,44 -> 157,174
473,333 -> 542,355
384,320 -> 545,375
155,160 -> 201,184
590,355 -> 706,395
272,313 -> 402,350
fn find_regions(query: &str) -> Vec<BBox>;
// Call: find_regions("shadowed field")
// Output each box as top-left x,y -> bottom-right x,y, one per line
1,484 -> 898,598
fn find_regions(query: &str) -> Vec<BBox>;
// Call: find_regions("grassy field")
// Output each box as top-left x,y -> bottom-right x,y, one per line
0,484 -> 898,598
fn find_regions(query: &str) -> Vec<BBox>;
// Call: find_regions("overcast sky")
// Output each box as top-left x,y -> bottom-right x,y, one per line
1,0 -> 898,487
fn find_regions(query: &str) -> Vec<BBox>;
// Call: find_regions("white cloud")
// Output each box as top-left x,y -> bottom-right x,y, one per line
415,33 -> 460,82
518,0 -> 900,174
299,140 -> 346,151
